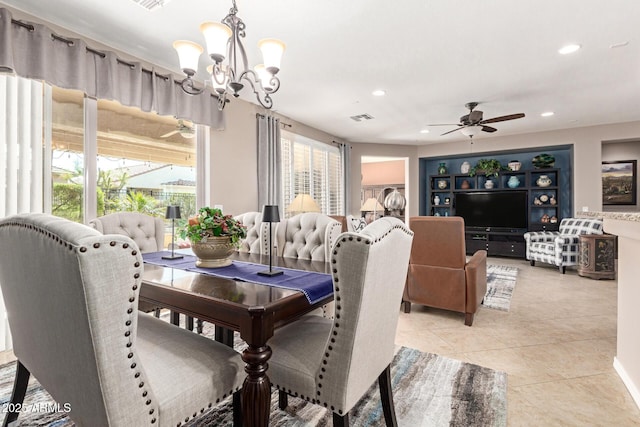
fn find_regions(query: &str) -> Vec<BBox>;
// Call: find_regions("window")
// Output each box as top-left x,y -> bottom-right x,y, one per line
281,132 -> 343,217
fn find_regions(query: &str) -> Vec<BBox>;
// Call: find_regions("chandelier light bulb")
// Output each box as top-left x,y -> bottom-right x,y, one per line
254,64 -> 274,92
173,40 -> 203,76
258,39 -> 286,75
200,22 -> 232,63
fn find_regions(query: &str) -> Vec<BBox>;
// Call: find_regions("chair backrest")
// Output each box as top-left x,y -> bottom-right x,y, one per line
89,212 -> 164,253
319,217 -> 413,411
409,216 -> 467,269
275,212 -> 341,261
0,213 -> 156,425
234,211 -> 269,255
558,218 -> 604,235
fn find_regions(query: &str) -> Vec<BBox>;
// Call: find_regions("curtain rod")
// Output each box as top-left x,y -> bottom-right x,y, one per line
256,113 -> 291,128
11,17 -> 170,80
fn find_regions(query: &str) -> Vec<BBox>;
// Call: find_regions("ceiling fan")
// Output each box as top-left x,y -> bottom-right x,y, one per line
161,119 -> 195,139
430,102 -> 525,136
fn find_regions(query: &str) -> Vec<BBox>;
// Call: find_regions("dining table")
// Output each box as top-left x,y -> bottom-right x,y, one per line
139,251 -> 334,427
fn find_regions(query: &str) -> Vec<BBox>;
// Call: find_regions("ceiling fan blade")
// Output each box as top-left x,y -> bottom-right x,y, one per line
161,130 -> 179,138
482,125 -> 497,133
426,123 -> 460,127
479,113 -> 525,124
440,126 -> 463,136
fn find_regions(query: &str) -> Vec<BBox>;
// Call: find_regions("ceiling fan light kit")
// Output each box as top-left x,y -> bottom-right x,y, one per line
173,0 -> 285,110
431,102 -> 525,137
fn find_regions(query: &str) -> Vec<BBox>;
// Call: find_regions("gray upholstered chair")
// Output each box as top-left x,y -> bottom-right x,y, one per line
0,213 -> 244,427
90,212 -> 166,317
524,218 -> 604,273
233,211 -> 269,255
267,217 -> 414,427
275,212 -> 342,262
89,212 -> 165,253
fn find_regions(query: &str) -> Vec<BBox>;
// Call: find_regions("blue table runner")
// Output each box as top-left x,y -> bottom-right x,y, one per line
142,251 -> 333,304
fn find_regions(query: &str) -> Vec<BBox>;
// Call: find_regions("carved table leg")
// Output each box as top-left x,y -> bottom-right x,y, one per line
241,344 -> 272,427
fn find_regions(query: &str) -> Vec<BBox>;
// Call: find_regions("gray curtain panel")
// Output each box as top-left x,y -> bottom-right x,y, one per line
0,8 -> 224,129
257,114 -> 282,211
339,142 -> 351,215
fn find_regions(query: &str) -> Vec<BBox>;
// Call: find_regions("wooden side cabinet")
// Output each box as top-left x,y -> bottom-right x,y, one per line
578,234 -> 616,280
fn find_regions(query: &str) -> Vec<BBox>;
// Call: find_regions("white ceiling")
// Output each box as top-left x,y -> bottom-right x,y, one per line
3,0 -> 640,145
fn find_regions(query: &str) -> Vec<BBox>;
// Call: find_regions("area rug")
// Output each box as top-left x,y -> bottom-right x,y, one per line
482,264 -> 518,311
0,346 -> 506,427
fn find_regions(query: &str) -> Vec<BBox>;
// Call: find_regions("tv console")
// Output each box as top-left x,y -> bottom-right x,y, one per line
465,227 -> 526,258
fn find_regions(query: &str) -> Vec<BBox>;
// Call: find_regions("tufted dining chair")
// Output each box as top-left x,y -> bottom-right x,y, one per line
90,212 -> 166,317
275,212 -> 342,262
0,213 -> 245,427
89,212 -> 165,253
233,211 -> 270,255
267,217 -> 414,427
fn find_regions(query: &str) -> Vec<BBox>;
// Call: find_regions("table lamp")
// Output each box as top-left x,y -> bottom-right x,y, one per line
286,193 -> 320,215
360,197 -> 384,224
162,205 -> 184,260
258,204 -> 283,277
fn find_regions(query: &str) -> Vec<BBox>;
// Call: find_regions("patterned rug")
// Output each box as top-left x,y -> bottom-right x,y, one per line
0,345 -> 506,426
482,264 -> 518,311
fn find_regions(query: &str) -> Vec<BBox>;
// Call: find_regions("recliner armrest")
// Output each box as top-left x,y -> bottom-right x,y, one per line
464,250 -> 488,312
555,234 -> 580,245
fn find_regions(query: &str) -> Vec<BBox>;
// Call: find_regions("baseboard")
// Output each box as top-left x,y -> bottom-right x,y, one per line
613,357 -> 640,410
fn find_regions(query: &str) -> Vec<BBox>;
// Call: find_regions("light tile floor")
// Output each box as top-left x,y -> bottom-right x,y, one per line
1,257 -> 638,425
396,257 -> 640,426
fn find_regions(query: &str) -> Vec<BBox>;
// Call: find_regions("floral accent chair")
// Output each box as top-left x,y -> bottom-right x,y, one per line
524,218 -> 604,273
267,217 -> 414,427
0,213 -> 245,426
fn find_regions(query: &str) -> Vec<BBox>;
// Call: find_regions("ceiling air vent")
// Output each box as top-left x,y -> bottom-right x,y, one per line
130,0 -> 171,11
350,113 -> 374,122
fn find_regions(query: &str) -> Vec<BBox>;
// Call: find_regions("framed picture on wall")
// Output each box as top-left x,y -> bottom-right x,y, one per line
602,160 -> 637,205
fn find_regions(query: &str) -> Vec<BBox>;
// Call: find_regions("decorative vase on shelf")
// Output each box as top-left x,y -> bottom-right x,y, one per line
508,160 -> 522,171
460,161 -> 471,174
437,180 -> 447,189
461,179 -> 471,189
438,162 -> 447,175
191,237 -> 235,268
433,195 -> 441,205
507,176 -> 520,188
536,175 -> 552,187
484,179 -> 495,189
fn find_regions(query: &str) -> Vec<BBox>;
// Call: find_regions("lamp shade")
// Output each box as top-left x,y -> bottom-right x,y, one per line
258,38 -> 285,75
287,194 -> 320,213
261,205 -> 280,223
200,21 -> 232,63
173,40 -> 203,75
165,205 -> 182,219
360,198 -> 384,212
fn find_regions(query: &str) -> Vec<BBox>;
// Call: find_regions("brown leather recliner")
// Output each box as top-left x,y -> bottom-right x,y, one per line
403,216 -> 487,326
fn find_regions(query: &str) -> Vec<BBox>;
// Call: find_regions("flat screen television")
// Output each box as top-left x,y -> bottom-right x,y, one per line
454,191 -> 528,230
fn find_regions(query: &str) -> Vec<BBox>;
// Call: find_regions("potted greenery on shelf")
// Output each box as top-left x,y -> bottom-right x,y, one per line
469,158 -> 507,178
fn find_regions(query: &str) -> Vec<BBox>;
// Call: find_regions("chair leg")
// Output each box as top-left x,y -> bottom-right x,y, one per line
153,308 -> 161,318
559,265 -> 566,274
278,390 -> 288,410
333,411 -> 350,427
378,364 -> 398,427
3,360 -> 30,427
196,319 -> 204,334
186,316 -> 194,331
402,301 -> 411,313
464,312 -> 474,326
232,390 -> 242,427
170,311 -> 180,326
530,260 -> 535,266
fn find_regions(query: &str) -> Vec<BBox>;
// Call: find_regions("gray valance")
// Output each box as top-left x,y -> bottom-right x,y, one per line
0,7 -> 224,129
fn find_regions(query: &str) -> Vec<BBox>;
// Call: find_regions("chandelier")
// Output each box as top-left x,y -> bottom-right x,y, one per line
172,0 -> 285,110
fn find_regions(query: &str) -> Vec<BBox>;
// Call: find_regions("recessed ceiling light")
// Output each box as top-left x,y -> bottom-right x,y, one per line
558,44 -> 581,55
541,111 -> 555,117
419,129 -> 430,134
372,89 -> 386,97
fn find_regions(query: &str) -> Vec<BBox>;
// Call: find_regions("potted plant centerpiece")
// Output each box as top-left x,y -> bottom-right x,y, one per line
179,207 -> 247,268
